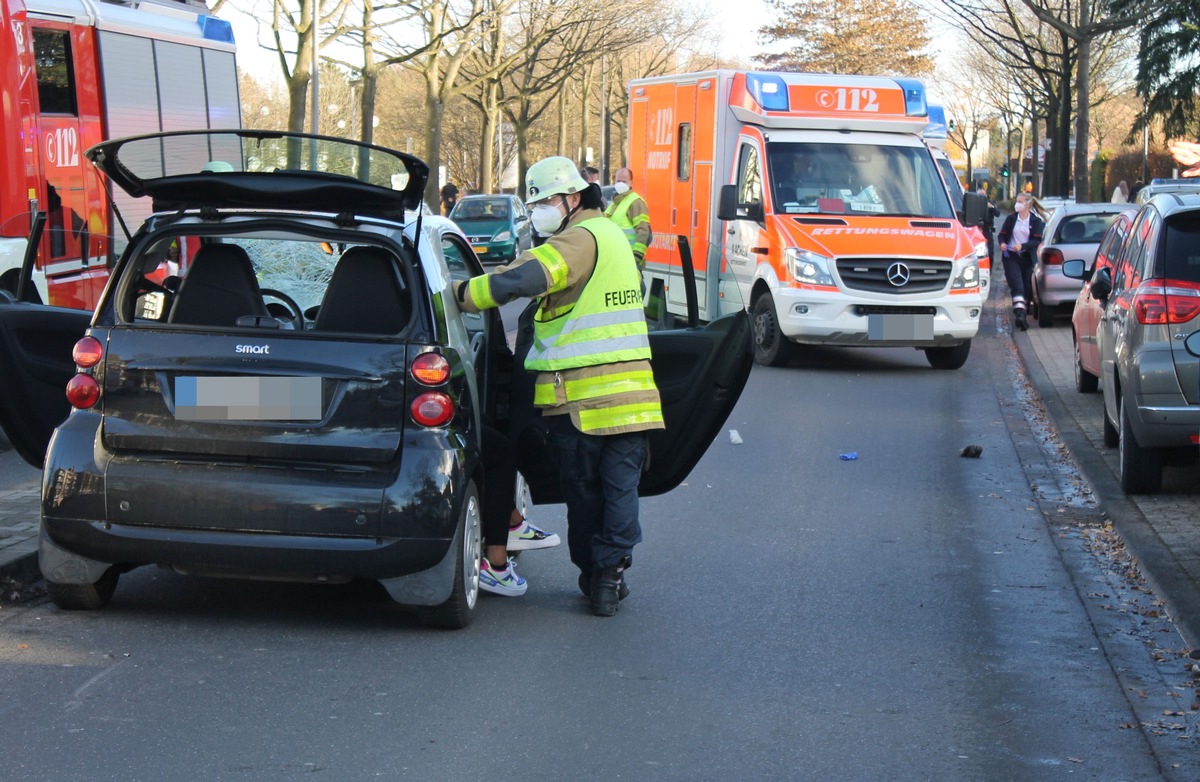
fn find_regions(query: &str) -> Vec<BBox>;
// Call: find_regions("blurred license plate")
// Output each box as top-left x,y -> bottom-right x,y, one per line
175,376 -> 322,421
868,313 -> 933,341
472,246 -> 488,254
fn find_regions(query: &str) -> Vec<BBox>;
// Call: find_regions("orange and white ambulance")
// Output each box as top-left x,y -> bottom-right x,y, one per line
0,0 -> 239,310
628,70 -> 986,369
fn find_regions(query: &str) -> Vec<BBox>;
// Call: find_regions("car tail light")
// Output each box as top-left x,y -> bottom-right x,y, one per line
66,374 -> 100,409
1132,279 -> 1200,325
411,352 -> 450,385
411,391 -> 454,427
72,336 -> 103,368
1041,248 -> 1064,266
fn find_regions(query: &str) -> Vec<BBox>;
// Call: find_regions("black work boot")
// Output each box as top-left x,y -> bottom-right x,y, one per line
1014,308 -> 1028,331
589,566 -> 624,617
578,571 -> 630,601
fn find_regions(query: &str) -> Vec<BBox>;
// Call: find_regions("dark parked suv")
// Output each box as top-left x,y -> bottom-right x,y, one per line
0,130 -> 752,627
1087,192 -> 1200,493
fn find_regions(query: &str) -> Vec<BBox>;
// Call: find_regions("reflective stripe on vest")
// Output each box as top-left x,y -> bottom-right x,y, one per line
577,402 -> 663,430
526,217 -> 650,371
533,368 -> 658,406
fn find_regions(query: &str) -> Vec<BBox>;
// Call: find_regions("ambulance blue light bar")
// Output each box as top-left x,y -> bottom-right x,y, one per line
199,15 -> 234,44
894,79 -> 927,117
924,104 -> 949,140
745,72 -> 790,112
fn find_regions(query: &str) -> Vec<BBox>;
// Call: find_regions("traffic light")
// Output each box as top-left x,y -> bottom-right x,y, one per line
1001,164 -> 1010,178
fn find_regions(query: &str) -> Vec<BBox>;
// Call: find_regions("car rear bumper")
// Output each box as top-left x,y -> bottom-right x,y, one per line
1132,402 -> 1200,448
1036,267 -> 1083,306
40,517 -> 453,581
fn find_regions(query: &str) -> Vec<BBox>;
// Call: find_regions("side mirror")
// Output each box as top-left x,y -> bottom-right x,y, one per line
1184,330 -> 1200,358
1089,266 -> 1112,301
1061,259 -> 1088,280
717,184 -> 763,222
514,214 -> 528,224
960,192 -> 987,228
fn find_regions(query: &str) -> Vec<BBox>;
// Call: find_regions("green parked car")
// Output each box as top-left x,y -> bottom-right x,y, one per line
449,194 -> 532,263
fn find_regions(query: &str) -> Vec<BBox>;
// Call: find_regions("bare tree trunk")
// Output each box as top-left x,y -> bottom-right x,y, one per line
557,92 -> 567,157
424,90 -> 446,208
578,65 -> 592,166
479,84 -> 498,194
1073,4 -> 1092,202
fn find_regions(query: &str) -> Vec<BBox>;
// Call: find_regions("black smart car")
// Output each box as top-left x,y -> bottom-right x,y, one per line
0,130 -> 752,628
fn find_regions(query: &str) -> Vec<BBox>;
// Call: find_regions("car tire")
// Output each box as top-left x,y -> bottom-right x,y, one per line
418,482 -> 481,629
924,340 -> 971,370
1037,300 -> 1054,327
1119,397 -> 1162,493
1073,334 -> 1098,393
46,568 -> 119,610
751,294 -> 792,367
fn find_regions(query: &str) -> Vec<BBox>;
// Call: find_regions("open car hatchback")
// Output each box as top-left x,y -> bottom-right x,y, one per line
0,130 -> 753,627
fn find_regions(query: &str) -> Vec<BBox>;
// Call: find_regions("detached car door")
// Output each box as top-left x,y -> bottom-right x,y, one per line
0,215 -> 91,468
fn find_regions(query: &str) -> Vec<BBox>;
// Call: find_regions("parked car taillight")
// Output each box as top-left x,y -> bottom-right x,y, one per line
66,374 -> 100,409
411,392 -> 454,427
1042,248 -> 1065,266
72,336 -> 103,367
1132,279 -> 1200,325
65,336 -> 103,409
411,351 -> 450,385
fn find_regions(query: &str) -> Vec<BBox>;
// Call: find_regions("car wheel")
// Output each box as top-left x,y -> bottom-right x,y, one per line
418,482 -> 481,629
1073,334 -> 1098,393
1037,300 -> 1054,327
751,294 -> 792,367
924,340 -> 971,370
46,568 -> 119,610
1119,397 -> 1162,493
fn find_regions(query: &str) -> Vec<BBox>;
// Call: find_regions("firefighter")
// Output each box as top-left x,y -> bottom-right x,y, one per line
454,156 -> 664,617
604,167 -> 652,273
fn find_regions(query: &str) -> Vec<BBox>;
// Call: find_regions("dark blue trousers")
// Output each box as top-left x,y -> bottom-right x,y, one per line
547,415 -> 646,572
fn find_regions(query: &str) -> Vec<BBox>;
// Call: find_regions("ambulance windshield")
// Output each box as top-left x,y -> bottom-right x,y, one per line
768,142 -> 955,219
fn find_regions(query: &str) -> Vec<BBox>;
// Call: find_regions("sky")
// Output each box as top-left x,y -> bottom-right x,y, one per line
221,0 -> 774,84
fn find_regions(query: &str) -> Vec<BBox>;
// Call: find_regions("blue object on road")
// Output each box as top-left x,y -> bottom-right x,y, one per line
839,452 -> 858,461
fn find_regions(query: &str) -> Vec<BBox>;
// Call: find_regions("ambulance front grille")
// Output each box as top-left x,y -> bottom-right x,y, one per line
836,258 -> 952,294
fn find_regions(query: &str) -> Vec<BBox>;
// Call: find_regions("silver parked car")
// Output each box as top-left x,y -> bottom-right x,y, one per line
1031,202 -> 1132,328
1089,193 -> 1200,493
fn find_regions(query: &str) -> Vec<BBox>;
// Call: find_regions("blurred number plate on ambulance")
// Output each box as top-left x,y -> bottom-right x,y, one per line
868,313 -> 933,341
176,376 -> 323,421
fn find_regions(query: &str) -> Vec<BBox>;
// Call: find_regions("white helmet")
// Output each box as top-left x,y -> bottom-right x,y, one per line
525,156 -> 589,205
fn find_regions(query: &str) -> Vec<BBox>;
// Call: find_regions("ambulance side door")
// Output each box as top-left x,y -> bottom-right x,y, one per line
725,138 -> 767,304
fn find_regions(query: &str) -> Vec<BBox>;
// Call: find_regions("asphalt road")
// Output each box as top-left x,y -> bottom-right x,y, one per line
2,317 -> 1197,780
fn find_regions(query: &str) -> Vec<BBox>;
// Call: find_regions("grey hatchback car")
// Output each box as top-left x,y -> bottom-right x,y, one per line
0,130 -> 753,626
1089,193 -> 1200,493
1031,202 -> 1131,328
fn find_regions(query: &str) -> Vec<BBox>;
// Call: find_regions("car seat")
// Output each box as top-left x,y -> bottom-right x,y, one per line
314,246 -> 410,334
168,244 -> 270,327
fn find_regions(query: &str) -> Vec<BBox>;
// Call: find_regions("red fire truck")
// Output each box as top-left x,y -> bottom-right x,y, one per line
0,0 -> 239,310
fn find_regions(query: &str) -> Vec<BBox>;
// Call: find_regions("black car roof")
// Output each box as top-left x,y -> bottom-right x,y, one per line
86,130 -> 430,219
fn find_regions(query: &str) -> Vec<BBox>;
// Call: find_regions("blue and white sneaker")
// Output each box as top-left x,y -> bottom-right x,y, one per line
480,558 -> 527,597
507,518 -> 561,551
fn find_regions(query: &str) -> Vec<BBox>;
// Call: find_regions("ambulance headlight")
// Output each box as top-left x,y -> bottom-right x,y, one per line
787,248 -> 835,286
952,254 -> 979,290
973,241 -> 988,260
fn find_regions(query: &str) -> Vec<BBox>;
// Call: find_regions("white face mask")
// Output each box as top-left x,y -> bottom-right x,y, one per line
1015,201 -> 1029,214
530,202 -> 565,236
613,181 -> 631,195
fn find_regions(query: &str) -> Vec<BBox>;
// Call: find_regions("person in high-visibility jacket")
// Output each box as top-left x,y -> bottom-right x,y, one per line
454,156 -> 664,617
604,167 -> 652,271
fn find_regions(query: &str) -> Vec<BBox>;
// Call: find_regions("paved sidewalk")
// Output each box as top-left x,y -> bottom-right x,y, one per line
0,483 -> 40,582
1014,303 -> 1200,648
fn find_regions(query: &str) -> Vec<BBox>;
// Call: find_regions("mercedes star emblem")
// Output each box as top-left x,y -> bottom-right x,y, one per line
886,262 -> 911,287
